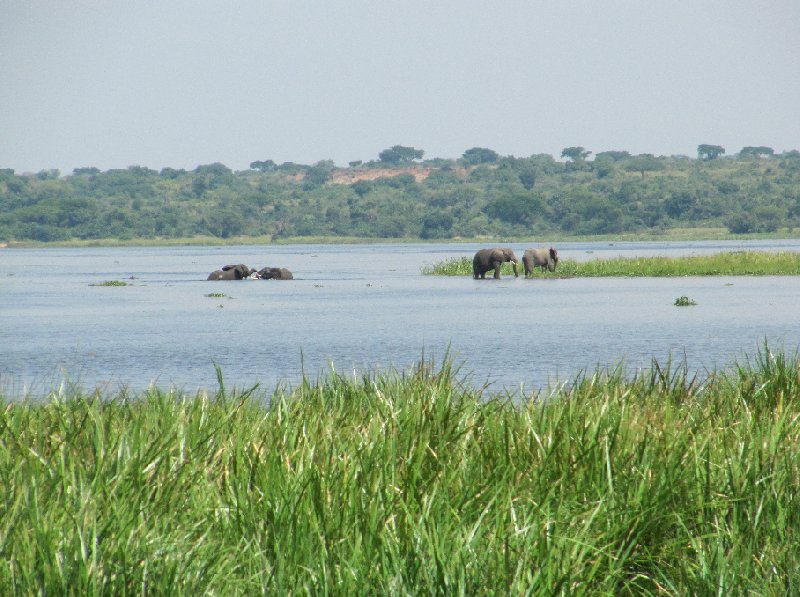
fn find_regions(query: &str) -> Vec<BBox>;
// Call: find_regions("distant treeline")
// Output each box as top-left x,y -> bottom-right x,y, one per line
2,145 -> 800,243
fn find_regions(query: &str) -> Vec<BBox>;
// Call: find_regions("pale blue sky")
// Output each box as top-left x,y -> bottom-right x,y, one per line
2,1 -> 799,173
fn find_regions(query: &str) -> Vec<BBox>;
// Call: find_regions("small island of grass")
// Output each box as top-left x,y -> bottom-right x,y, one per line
423,250 -> 800,277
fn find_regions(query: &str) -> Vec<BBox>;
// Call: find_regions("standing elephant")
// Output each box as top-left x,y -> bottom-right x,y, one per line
207,264 -> 256,280
472,248 -> 519,279
257,267 -> 293,280
522,247 -> 559,277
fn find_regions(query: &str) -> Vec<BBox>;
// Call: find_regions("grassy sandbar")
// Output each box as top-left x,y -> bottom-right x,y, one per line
423,250 -> 800,277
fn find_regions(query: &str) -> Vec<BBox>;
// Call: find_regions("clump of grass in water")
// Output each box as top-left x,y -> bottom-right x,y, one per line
563,250 -> 800,277
205,292 -> 227,298
674,295 -> 697,306
422,256 -> 521,277
89,280 -> 128,286
2,344 -> 800,594
421,256 -> 472,276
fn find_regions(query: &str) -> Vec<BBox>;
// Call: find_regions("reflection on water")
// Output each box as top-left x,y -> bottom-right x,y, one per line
2,240 -> 800,397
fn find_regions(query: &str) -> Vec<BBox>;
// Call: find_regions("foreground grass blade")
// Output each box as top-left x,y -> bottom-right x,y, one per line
2,346 -> 800,594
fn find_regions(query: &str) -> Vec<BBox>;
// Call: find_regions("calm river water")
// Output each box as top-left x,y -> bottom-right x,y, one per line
2,240 -> 800,398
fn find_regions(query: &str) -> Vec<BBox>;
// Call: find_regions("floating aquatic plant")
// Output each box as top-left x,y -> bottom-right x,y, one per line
674,295 -> 697,306
89,280 -> 128,287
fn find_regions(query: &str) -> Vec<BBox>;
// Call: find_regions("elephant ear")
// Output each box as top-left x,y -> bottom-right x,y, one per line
550,247 -> 558,259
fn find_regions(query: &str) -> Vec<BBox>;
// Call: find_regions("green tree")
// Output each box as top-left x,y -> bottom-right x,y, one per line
572,196 -> 624,234
518,167 -> 536,190
753,205 -> 785,232
507,159 -> 538,190
249,160 -> 276,172
304,160 -> 334,188
275,162 -> 307,175
36,169 -> 60,180
461,147 -> 499,166
420,213 -> 453,239
378,145 -> 424,164
379,173 -> 417,189
726,211 -> 756,234
664,190 -> 696,219
485,193 -> 544,226
193,163 -> 234,196
561,147 -> 591,162
624,154 -> 666,179
351,180 -> 372,197
72,167 -> 100,176
127,165 -> 157,177
160,167 -> 185,179
698,144 -> 725,161
595,151 -> 631,161
739,146 -> 774,158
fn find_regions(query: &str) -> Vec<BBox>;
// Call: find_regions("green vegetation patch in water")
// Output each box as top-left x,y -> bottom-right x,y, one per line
89,280 -> 129,287
423,250 -> 800,277
674,295 -> 698,306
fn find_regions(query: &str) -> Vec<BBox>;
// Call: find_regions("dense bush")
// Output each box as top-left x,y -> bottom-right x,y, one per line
2,151 -> 800,243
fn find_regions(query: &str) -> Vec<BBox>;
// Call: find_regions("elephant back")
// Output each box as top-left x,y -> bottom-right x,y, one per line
257,266 -> 293,280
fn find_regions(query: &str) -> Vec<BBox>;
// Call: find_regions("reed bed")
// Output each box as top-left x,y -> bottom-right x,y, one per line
2,349 -> 800,594
422,250 -> 800,277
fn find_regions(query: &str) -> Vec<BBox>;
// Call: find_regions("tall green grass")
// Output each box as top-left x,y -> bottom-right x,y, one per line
423,250 -> 800,277
2,349 -> 800,594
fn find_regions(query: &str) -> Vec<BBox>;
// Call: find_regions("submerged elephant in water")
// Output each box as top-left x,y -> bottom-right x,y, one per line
257,267 -> 293,280
523,247 -> 559,277
472,248 -> 519,279
207,264 -> 256,280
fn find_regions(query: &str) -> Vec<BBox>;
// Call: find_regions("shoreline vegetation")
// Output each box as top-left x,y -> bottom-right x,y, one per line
3,149 -> 800,244
2,347 -> 799,593
423,250 -> 800,277
3,227 -> 800,248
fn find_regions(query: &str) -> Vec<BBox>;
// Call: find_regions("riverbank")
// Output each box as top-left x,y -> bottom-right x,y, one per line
4,227 -> 800,248
2,348 -> 799,594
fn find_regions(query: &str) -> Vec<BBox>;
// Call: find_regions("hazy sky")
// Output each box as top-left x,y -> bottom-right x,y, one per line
2,1 -> 799,174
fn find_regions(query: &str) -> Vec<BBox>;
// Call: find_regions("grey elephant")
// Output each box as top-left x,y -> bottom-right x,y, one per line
257,267 -> 293,280
207,264 -> 256,280
472,248 -> 519,279
522,247 -> 559,277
